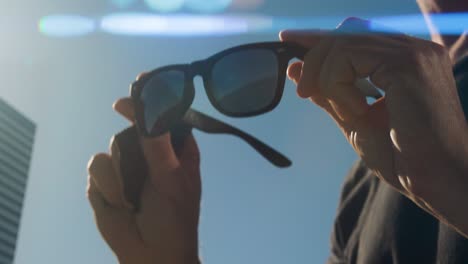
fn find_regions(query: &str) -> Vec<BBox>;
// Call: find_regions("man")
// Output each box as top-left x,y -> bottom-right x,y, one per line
87,0 -> 468,263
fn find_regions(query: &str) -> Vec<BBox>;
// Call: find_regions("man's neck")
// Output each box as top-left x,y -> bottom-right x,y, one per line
417,2 -> 468,62
446,34 -> 468,62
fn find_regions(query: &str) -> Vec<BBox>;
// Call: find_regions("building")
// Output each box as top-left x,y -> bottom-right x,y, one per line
0,98 -> 35,263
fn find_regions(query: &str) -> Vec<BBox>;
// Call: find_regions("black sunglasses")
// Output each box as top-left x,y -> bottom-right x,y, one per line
131,41 -> 308,137
130,41 -> 382,168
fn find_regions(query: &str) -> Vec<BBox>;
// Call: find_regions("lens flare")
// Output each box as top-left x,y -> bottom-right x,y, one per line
38,15 -> 95,37
185,0 -> 232,13
230,0 -> 264,10
100,13 -> 272,36
144,0 -> 185,13
432,13 -> 468,34
111,0 -> 137,9
371,13 -> 468,35
39,12 -> 468,38
371,14 -> 429,35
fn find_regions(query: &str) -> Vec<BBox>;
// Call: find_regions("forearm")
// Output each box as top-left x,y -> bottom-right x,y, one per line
116,230 -> 200,264
118,250 -> 200,264
410,138 -> 468,238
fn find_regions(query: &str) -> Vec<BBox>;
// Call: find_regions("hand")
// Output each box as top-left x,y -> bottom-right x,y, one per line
281,18 -> 468,235
86,76 -> 201,263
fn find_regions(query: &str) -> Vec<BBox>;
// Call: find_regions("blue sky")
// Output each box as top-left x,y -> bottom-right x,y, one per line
0,0 -> 423,263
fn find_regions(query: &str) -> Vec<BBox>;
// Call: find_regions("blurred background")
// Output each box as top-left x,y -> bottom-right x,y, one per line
0,0 -> 425,263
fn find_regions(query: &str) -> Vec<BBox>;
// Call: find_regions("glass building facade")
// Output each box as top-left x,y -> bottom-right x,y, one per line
0,98 -> 35,263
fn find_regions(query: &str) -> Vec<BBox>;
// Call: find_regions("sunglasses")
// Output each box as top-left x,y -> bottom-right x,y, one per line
130,40 -> 382,168
131,41 -> 308,137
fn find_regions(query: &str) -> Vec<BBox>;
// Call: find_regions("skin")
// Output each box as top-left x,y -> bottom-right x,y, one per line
282,18 -> 468,237
87,73 -> 201,264
416,0 -> 468,58
87,1 -> 468,263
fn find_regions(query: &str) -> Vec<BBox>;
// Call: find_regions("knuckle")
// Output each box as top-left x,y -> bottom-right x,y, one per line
86,185 -> 94,200
136,71 -> 148,81
404,46 -> 427,67
86,175 -> 93,196
407,40 -> 447,61
297,55 -> 317,98
309,96 -> 329,109
430,41 -> 450,58
109,135 -> 116,150
319,50 -> 346,99
87,153 -> 109,174
403,40 -> 450,74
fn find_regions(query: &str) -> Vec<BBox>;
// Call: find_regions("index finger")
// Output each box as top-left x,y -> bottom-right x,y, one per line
113,97 -> 135,123
113,71 -> 149,122
279,29 -> 328,48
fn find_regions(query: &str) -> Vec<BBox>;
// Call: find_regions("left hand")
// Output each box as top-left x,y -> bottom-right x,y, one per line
281,18 -> 468,236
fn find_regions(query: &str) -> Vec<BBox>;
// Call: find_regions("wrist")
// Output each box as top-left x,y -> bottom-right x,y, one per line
408,139 -> 468,237
118,253 -> 200,264
116,238 -> 199,264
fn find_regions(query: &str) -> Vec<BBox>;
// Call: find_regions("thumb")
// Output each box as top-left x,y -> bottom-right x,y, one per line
112,72 -> 149,122
178,133 -> 201,195
178,132 -> 200,171
113,96 -> 182,190
279,29 -> 326,48
113,97 -> 135,123
141,133 -> 185,199
287,61 -> 303,85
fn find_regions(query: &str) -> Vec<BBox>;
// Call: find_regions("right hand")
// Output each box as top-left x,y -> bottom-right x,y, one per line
87,92 -> 201,263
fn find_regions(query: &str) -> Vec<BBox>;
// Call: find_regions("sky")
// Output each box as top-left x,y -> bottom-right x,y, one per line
0,0 -> 423,263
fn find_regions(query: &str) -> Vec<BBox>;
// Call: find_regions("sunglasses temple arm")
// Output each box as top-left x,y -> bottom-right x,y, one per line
223,126 -> 292,168
289,44 -> 383,100
182,109 -> 292,168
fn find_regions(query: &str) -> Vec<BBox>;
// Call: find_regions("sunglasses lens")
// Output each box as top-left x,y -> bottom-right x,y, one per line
140,70 -> 185,135
211,49 -> 279,115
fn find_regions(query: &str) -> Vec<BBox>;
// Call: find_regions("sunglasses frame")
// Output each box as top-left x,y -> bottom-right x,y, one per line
131,41 -> 308,137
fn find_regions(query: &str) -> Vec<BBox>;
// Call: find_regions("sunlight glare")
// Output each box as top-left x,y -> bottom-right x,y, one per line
100,13 -> 272,36
38,15 -> 95,37
185,0 -> 232,13
144,0 -> 185,12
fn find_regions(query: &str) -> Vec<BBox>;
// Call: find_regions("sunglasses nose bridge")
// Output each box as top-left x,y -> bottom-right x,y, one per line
189,60 -> 208,77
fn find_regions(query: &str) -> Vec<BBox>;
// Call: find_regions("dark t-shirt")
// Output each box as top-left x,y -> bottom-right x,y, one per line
327,56 -> 468,264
